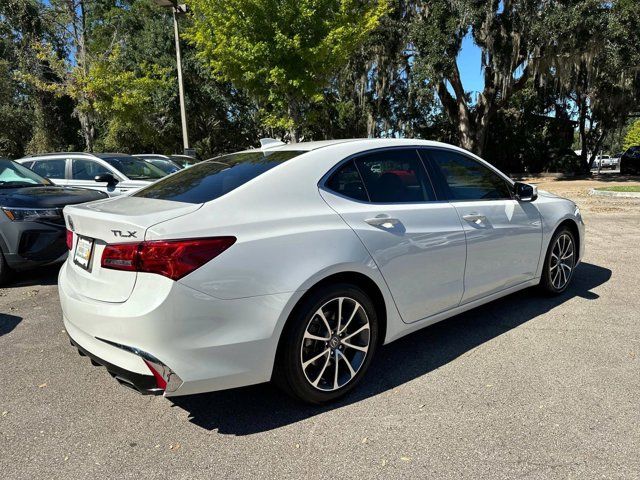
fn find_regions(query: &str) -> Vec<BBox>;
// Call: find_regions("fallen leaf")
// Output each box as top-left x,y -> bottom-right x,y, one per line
2,411 -> 8,416
401,456 -> 411,462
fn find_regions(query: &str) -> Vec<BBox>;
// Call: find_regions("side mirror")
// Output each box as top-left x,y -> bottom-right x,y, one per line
94,173 -> 118,185
514,182 -> 538,202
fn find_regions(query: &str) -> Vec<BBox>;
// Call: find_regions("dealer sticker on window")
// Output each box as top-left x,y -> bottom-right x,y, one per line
74,236 -> 94,270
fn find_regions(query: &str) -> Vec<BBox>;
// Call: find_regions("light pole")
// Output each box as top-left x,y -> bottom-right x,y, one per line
154,0 -> 191,156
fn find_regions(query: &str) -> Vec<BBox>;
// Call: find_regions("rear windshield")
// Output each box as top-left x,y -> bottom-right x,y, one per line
102,155 -> 166,180
133,150 -> 304,203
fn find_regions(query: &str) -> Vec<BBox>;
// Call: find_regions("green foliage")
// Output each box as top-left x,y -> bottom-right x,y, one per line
187,0 -> 389,140
0,0 -> 638,173
87,49 -> 173,151
623,120 -> 640,150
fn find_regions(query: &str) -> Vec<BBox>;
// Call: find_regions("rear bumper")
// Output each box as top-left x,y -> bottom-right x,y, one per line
68,334 -> 162,395
58,260 -> 295,397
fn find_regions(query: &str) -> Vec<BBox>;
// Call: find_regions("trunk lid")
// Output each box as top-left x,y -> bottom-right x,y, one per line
63,196 -> 201,302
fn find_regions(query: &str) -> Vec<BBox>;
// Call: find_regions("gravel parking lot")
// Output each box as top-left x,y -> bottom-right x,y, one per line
1,177 -> 639,479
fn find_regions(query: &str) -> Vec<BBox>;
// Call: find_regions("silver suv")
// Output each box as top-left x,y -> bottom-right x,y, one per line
17,152 -> 166,196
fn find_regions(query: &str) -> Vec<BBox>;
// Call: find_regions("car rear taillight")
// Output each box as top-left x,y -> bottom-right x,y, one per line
66,229 -> 73,250
100,237 -> 236,280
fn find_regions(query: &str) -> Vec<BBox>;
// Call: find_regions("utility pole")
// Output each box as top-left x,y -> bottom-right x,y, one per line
154,1 -> 191,156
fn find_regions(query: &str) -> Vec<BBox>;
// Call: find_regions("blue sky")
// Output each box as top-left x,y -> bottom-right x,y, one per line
457,33 -> 484,94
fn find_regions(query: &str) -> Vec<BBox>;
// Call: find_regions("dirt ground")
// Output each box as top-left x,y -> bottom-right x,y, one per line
524,174 -> 640,215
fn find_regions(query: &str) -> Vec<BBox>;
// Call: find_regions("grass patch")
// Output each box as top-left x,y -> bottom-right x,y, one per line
594,185 -> 640,192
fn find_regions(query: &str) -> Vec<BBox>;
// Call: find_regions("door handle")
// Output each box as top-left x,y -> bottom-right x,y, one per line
365,215 -> 400,228
462,213 -> 486,224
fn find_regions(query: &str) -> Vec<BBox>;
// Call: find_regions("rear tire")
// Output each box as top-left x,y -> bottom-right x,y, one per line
540,227 -> 576,295
274,283 -> 378,404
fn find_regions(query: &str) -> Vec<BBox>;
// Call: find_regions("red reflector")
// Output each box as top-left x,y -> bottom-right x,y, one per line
101,237 -> 236,280
143,360 -> 167,390
66,230 -> 73,250
101,242 -> 139,271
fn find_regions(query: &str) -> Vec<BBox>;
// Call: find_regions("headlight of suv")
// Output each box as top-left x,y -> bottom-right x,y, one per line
2,207 -> 62,222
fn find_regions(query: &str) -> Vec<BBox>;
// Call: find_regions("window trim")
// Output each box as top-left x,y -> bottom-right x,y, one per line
419,147 -> 515,202
319,146 -> 443,205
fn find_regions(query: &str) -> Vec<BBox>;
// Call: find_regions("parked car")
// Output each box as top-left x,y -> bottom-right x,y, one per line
620,146 -> 640,175
59,138 -> 584,404
611,152 -> 624,169
0,158 -> 106,284
17,152 -> 167,196
168,154 -> 199,168
133,154 -> 182,174
592,154 -> 616,170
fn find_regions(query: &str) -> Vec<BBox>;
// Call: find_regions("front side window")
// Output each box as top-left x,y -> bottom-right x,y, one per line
72,159 -> 112,180
134,150 -> 304,204
101,155 -> 166,180
31,159 -> 66,179
354,149 -> 435,203
427,149 -> 512,201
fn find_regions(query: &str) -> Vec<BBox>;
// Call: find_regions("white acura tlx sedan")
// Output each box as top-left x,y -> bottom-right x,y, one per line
59,138 -> 584,404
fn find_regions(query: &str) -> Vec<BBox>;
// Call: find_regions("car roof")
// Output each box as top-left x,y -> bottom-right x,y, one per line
246,138 -> 466,154
20,152 -> 136,160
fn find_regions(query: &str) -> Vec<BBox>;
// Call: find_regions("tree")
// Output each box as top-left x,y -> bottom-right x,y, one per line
623,120 -> 640,150
187,0 -> 389,142
410,0 -> 542,156
530,0 -> 640,170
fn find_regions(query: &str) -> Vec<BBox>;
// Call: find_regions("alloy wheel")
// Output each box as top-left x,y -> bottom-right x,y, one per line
550,233 -> 575,290
299,296 -> 371,391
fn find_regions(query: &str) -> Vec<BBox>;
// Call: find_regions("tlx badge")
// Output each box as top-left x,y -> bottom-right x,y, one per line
111,230 -> 137,238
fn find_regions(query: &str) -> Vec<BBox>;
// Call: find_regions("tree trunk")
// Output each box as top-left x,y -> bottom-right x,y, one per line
76,0 -> 95,151
577,95 -> 589,172
287,96 -> 300,143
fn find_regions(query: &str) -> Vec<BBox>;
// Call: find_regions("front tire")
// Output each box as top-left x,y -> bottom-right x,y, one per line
275,284 -> 378,404
540,227 -> 577,294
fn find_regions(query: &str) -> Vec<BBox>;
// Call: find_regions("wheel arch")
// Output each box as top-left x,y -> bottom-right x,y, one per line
273,271 -> 389,377
555,218 -> 581,261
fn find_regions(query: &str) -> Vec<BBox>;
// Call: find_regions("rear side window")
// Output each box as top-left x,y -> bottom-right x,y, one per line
427,149 -> 512,201
134,150 -> 304,203
326,161 -> 368,201
31,159 -> 66,179
72,159 -> 112,180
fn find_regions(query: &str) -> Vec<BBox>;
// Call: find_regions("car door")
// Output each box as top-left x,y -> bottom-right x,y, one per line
69,157 -> 122,196
319,148 -> 467,324
422,148 -> 542,304
30,158 -> 67,186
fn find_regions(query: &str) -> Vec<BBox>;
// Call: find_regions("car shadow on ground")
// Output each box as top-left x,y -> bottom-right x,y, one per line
2,264 -> 60,289
0,313 -> 22,336
170,261 -> 611,435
